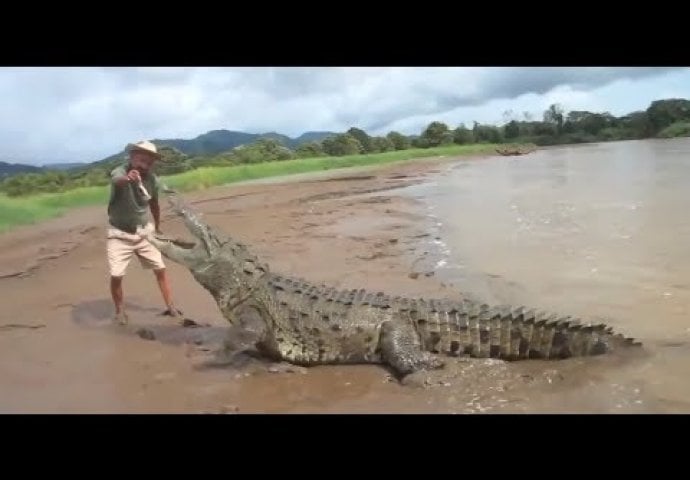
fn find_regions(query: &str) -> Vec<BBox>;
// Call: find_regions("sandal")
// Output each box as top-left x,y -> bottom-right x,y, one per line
113,312 -> 129,325
159,308 -> 201,328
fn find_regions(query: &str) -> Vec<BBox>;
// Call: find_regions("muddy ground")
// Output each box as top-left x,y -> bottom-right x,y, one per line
0,156 -> 652,413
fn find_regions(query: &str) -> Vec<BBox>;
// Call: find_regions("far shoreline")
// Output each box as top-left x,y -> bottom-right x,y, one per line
6,135 -> 687,234
0,144 -> 504,234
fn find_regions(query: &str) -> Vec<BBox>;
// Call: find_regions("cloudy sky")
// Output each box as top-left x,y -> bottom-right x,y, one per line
2,67 -> 688,165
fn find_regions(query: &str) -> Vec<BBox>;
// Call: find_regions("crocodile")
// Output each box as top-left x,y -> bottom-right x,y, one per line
139,197 -> 642,380
495,144 -> 538,156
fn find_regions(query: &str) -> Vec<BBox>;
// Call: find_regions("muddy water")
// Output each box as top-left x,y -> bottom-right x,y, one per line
405,138 -> 690,412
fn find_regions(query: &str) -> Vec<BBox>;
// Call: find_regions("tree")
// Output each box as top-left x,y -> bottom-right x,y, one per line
295,141 -> 325,158
543,103 -> 565,135
646,99 -> 690,133
230,138 -> 294,164
370,136 -> 395,152
658,122 -> 690,138
346,127 -> 374,153
386,131 -> 411,150
619,111 -> 654,138
472,122 -> 503,143
420,121 -> 450,147
155,145 -> 193,175
410,136 -> 426,148
322,134 -> 363,156
504,120 -> 520,139
533,122 -> 557,136
452,125 -> 474,144
580,113 -> 610,136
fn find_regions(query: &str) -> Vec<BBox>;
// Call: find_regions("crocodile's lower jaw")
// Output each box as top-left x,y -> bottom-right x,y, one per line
154,235 -> 196,250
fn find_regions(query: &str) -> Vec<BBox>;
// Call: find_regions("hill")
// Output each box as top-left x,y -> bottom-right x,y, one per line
0,161 -> 43,179
0,129 -> 338,180
154,129 -> 336,154
93,129 -> 336,167
292,131 -> 337,144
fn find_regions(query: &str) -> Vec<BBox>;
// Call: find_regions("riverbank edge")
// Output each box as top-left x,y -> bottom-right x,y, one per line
0,144 -> 505,233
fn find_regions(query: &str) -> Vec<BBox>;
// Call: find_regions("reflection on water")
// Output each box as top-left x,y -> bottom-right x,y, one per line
407,138 -> 690,413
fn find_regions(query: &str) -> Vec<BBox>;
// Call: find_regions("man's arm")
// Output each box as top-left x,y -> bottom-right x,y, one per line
150,198 -> 161,233
150,174 -> 162,233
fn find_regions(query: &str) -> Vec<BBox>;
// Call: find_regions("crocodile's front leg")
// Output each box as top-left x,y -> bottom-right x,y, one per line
199,324 -> 265,369
379,319 -> 445,378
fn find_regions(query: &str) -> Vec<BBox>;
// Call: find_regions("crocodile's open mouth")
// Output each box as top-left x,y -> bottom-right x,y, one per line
154,234 -> 197,250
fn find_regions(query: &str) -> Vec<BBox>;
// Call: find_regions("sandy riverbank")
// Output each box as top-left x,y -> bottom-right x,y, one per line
0,154 -> 651,413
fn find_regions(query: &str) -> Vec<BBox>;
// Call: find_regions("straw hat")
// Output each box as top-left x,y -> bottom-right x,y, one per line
126,140 -> 162,160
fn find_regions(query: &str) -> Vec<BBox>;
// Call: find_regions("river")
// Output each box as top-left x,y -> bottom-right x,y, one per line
404,138 -> 690,412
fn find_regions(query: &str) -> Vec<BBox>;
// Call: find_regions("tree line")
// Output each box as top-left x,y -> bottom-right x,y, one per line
2,98 -> 689,197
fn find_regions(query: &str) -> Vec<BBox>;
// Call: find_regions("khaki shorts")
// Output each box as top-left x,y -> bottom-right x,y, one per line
106,223 -> 165,277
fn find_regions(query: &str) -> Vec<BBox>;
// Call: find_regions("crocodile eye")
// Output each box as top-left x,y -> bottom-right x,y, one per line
242,261 -> 256,275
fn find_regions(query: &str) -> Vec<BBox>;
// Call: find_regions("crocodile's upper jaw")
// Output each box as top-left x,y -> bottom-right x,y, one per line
138,196 -> 224,270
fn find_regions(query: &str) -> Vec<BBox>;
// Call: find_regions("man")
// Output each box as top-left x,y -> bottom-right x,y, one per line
106,140 -> 180,325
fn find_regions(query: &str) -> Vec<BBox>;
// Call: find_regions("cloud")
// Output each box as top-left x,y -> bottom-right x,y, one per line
0,66 -> 687,164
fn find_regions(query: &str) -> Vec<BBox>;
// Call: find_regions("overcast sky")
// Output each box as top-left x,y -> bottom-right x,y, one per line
2,67 -> 688,165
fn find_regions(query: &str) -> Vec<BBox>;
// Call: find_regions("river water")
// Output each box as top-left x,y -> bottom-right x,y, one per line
405,138 -> 690,412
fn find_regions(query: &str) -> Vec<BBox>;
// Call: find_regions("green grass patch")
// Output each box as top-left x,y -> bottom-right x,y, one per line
0,186 -> 109,232
163,144 -> 496,192
0,144 -> 497,233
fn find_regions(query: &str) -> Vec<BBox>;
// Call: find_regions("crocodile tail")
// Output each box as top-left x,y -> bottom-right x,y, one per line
498,307 -> 642,360
442,304 -> 642,360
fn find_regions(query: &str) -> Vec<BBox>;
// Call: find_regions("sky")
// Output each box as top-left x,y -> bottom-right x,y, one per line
1,66 -> 688,165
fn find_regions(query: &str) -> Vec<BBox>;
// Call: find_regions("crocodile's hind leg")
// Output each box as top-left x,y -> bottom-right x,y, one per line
379,320 -> 445,378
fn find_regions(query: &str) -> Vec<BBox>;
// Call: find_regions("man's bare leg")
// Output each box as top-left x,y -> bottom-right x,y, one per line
110,276 -> 129,325
153,268 -> 179,318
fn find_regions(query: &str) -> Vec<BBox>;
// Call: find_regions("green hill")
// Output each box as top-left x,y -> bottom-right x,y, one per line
0,161 -> 43,178
93,129 -> 336,168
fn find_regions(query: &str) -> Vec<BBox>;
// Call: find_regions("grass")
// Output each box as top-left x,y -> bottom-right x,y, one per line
0,143 -> 497,233
0,185 -> 109,232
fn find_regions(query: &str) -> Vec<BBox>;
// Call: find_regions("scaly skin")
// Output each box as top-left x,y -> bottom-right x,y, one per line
139,196 -> 642,380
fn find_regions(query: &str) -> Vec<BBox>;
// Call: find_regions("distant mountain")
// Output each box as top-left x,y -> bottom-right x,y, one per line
155,130 -> 261,156
1,129 -> 340,179
292,131 -> 337,144
91,129 -> 338,167
43,162 -> 86,171
142,130 -> 335,156
0,161 -> 43,179
151,129 -> 337,155
0,160 -> 86,179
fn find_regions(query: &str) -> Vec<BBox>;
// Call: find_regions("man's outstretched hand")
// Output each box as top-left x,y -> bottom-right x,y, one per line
136,226 -> 155,242
126,169 -> 141,183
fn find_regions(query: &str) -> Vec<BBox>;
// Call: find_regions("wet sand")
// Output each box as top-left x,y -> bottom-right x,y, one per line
0,153 -> 669,413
